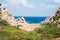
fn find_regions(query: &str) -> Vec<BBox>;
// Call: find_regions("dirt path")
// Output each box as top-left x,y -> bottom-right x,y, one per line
19,23 -> 40,31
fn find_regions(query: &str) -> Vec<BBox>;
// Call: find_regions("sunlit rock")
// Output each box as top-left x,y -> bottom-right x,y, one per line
44,7 -> 60,23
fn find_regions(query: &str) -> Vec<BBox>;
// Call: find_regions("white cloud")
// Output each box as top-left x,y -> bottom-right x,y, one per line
54,0 -> 60,4
6,0 -> 34,8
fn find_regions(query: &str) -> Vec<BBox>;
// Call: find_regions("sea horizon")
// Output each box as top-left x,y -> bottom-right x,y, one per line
14,16 -> 47,24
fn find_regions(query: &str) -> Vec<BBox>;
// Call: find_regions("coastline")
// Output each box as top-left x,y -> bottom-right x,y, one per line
14,16 -> 46,24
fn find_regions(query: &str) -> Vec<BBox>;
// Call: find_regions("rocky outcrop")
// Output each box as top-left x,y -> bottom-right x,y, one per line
0,3 -> 26,26
43,7 -> 60,28
44,7 -> 60,24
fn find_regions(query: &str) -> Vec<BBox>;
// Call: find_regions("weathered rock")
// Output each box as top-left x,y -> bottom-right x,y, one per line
44,7 -> 60,23
0,3 -> 26,26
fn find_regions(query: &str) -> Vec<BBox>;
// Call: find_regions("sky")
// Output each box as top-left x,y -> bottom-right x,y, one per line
0,0 -> 60,16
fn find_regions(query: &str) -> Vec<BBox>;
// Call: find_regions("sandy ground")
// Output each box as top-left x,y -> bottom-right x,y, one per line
19,23 -> 40,31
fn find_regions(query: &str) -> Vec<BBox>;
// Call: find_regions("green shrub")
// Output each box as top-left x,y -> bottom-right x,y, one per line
35,22 -> 60,40
0,20 -> 60,40
0,20 -> 9,26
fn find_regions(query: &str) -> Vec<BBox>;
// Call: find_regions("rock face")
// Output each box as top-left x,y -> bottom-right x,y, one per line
0,3 -> 26,26
44,7 -> 60,23
43,7 -> 60,28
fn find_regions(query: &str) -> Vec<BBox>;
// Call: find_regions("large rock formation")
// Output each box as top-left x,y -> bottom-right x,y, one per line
0,3 -> 26,26
42,7 -> 60,28
44,7 -> 60,23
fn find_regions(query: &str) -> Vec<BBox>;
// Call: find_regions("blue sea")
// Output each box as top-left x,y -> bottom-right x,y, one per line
14,16 -> 47,24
